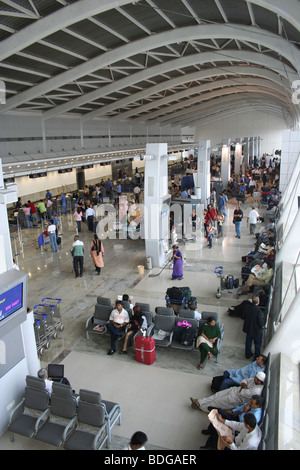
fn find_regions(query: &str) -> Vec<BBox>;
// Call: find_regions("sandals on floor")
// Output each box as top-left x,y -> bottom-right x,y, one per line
190,397 -> 201,411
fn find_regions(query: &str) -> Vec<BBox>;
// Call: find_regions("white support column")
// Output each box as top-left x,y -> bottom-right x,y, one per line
243,137 -> 249,170
0,160 -> 18,274
221,138 -> 231,187
249,137 -> 254,166
234,138 -> 243,176
195,139 -> 210,203
144,143 -> 169,267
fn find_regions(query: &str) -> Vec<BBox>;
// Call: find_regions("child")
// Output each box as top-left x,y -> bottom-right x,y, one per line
207,222 -> 216,249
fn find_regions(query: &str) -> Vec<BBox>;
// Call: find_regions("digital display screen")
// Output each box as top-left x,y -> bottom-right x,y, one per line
0,283 -> 23,323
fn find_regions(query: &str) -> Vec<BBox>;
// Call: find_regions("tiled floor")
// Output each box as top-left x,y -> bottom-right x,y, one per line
1,197 -> 259,450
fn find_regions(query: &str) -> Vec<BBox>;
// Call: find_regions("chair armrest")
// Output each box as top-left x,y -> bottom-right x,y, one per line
62,416 -> 77,442
34,408 -> 50,433
93,422 -> 109,450
9,398 -> 25,424
85,315 -> 94,328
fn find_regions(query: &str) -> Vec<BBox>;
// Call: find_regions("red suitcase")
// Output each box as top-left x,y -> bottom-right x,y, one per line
135,335 -> 156,365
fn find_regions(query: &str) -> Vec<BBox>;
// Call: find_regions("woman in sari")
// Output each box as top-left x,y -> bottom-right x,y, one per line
196,317 -> 221,370
172,245 -> 183,280
90,234 -> 104,275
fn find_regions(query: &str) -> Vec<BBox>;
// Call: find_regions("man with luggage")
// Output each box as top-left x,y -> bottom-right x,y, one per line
247,206 -> 260,235
106,301 -> 129,355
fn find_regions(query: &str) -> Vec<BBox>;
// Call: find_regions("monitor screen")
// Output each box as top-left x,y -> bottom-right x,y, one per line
0,283 -> 23,323
48,363 -> 64,378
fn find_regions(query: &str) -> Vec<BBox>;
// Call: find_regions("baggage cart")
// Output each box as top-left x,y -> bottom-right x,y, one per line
34,304 -> 58,339
41,297 -> 64,332
34,316 -> 50,356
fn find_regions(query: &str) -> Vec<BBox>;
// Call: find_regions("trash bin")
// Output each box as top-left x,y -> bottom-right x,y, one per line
147,257 -> 152,270
138,265 -> 144,275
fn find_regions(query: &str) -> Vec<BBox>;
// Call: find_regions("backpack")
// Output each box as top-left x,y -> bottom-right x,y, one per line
180,326 -> 196,346
225,275 -> 234,289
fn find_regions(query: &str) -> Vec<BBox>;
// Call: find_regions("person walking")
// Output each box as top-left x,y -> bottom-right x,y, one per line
71,235 -> 84,278
48,219 -> 59,253
90,234 -> 104,275
247,206 -> 260,235
86,204 -> 95,232
242,296 -> 264,359
207,222 -> 216,249
233,205 -> 243,239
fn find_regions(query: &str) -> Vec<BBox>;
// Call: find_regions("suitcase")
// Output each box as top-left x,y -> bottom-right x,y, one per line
135,335 -> 156,365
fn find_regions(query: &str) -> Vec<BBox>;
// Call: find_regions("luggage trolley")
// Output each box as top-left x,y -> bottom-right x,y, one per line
214,266 -> 226,298
41,297 -> 64,332
34,304 -> 58,340
34,315 -> 51,356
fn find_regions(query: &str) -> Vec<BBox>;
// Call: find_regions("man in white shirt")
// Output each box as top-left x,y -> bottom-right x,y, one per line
86,204 -> 95,232
106,301 -> 129,355
247,206 -> 260,235
48,219 -> 59,253
221,413 -> 262,450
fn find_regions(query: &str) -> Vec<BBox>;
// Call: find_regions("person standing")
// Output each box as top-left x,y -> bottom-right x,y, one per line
233,205 -> 243,239
73,207 -> 83,233
207,221 -> 216,249
242,296 -> 264,359
23,204 -> 33,228
172,245 -> 183,280
48,219 -> 59,253
247,207 -> 260,235
72,235 -> 84,278
27,200 -> 37,225
217,210 -> 225,238
61,193 -> 67,215
36,200 -> 47,220
90,234 -> 104,275
86,204 -> 95,232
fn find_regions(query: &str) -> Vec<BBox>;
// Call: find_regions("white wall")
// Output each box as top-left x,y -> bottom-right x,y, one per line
194,110 -> 289,155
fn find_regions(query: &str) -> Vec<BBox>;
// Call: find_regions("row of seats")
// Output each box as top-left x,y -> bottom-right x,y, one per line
86,297 -> 224,359
8,375 -> 121,450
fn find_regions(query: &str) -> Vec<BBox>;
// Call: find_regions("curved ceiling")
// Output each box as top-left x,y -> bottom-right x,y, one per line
0,0 -> 299,128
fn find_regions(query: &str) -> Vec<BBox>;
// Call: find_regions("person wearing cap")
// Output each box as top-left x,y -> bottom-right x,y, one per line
212,354 -> 267,392
190,372 -> 265,413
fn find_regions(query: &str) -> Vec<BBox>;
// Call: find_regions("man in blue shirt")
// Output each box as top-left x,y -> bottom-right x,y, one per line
200,395 -> 263,449
181,188 -> 188,198
212,355 -> 267,392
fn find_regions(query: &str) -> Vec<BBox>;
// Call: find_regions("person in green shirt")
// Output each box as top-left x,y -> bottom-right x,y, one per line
196,318 -> 221,370
71,235 -> 84,278
36,200 -> 47,219
241,262 -> 274,294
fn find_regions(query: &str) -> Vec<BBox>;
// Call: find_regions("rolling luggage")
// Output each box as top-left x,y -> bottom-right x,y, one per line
135,335 -> 156,365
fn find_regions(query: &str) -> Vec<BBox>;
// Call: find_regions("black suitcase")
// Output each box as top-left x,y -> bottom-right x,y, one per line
166,286 -> 192,302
